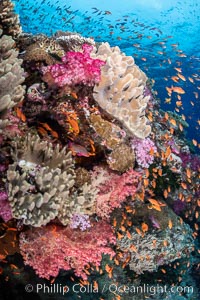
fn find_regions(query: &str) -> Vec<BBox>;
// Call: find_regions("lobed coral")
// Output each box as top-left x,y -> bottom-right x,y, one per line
0,32 -> 25,114
7,133 -> 75,227
93,42 -> 151,139
0,0 -> 22,38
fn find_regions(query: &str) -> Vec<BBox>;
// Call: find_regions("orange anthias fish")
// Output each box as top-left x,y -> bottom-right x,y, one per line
15,107 -> 26,122
141,222 -> 148,233
177,73 -> 186,81
168,219 -> 173,229
172,86 -> 185,94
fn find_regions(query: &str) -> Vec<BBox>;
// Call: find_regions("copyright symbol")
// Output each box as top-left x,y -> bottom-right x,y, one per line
25,284 -> 33,293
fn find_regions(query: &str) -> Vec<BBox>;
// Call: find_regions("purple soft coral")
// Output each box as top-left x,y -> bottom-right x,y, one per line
173,199 -> 186,215
131,137 -> 157,168
69,214 -> 91,231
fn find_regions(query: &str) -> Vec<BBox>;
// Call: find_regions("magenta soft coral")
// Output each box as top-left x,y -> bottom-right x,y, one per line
94,168 -> 140,219
42,44 -> 105,88
19,221 -> 116,280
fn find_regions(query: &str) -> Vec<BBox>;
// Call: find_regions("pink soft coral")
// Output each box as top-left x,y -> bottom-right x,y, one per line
131,137 -> 157,168
92,167 -> 140,219
42,44 -> 105,88
19,221 -> 116,280
0,190 -> 12,222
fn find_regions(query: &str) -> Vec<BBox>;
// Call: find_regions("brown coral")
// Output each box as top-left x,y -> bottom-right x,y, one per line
74,167 -> 91,187
23,46 -> 57,65
90,113 -> 125,149
89,113 -> 135,172
23,38 -> 65,65
107,143 -> 135,172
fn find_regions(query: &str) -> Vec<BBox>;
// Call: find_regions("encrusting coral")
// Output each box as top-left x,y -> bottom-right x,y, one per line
106,143 -> 135,172
117,218 -> 194,274
23,38 -> 65,65
54,30 -> 96,52
7,133 -> 75,227
93,42 -> 151,139
89,113 -> 135,172
0,31 -> 25,114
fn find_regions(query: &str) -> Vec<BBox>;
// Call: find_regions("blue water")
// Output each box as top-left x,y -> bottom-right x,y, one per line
13,0 -> 200,148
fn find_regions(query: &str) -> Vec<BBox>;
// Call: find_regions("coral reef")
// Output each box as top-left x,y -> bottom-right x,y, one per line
93,42 -> 151,139
0,20 -> 199,300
